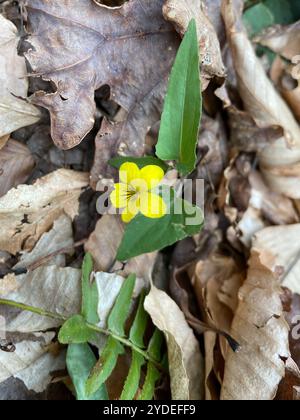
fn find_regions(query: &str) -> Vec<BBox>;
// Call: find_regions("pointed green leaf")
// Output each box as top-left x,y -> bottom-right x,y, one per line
120,350 -> 145,401
109,156 -> 168,172
81,253 -> 99,325
107,274 -> 136,336
117,188 -> 203,261
156,19 -> 201,176
86,337 -> 125,396
58,315 -> 94,344
148,329 -> 164,362
138,363 -> 161,401
129,290 -> 149,348
67,344 -> 108,401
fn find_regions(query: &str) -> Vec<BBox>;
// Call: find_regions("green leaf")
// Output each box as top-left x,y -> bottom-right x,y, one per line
67,344 -> 108,400
81,253 -> 99,325
243,3 -> 274,37
129,290 -> 149,348
107,274 -> 136,336
86,337 -> 125,396
109,156 -> 168,172
156,19 -> 201,176
58,315 -> 94,344
120,351 -> 145,400
117,187 -> 204,261
137,363 -> 161,401
148,329 -> 164,362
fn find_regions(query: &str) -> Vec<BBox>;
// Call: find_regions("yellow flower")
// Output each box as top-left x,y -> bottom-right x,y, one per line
110,162 -> 167,223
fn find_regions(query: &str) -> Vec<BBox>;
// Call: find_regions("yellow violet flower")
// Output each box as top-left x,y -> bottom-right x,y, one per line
110,162 -> 167,223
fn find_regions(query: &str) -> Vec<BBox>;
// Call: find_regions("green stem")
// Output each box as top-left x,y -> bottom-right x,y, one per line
0,298 -> 164,373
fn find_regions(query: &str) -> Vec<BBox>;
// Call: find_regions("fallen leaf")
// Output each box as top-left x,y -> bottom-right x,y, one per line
0,266 -> 81,333
252,224 -> 300,294
14,214 -> 74,271
254,21 -> 300,61
24,0 -> 179,183
0,332 -> 65,393
0,139 -> 35,198
221,251 -> 290,400
163,0 -> 225,90
0,14 -> 40,138
0,169 -> 89,255
144,286 -> 204,400
222,0 -> 300,198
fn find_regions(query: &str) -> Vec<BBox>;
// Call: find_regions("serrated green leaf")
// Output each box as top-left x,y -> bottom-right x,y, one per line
86,337 -> 125,396
117,187 -> 204,261
156,19 -> 201,176
129,290 -> 149,348
148,329 -> 164,362
107,274 -> 136,336
109,156 -> 168,172
137,363 -> 161,401
67,344 -> 108,400
58,315 -> 94,344
81,253 -> 99,325
120,351 -> 145,400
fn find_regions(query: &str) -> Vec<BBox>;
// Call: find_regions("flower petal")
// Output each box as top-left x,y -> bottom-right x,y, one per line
139,192 -> 167,219
140,165 -> 165,190
121,208 -> 137,223
119,162 -> 140,185
122,195 -> 140,223
110,183 -> 130,209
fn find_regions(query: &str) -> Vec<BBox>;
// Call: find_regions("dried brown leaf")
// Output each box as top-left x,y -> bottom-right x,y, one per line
221,251 -> 290,400
0,139 -> 35,198
144,286 -> 204,400
163,0 -> 225,89
0,169 -> 88,255
0,15 -> 40,138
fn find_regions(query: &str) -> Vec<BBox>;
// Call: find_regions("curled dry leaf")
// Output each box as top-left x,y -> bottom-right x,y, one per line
85,215 -> 157,284
24,0 -> 179,181
163,0 -> 225,89
222,0 -> 300,198
0,139 -> 35,198
271,57 -> 300,123
144,286 -> 204,400
253,224 -> 300,295
254,21 -> 300,61
0,332 -> 65,393
0,15 -> 40,138
0,169 -> 89,255
221,251 -> 290,400
193,253 -> 245,400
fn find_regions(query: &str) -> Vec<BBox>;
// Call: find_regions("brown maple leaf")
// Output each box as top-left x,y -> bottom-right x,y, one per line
24,0 -> 179,183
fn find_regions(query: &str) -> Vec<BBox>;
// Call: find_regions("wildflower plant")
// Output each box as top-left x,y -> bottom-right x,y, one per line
109,19 -> 204,260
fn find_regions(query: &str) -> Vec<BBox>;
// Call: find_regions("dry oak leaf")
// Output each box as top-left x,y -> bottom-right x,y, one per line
144,286 -> 204,400
0,139 -> 35,198
222,0 -> 300,198
163,0 -> 225,89
221,251 -> 290,400
0,15 -> 40,138
24,0 -> 179,167
0,169 -> 89,255
253,224 -> 300,295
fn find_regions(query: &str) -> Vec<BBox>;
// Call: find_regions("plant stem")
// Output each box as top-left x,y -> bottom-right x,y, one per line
0,298 -> 165,373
